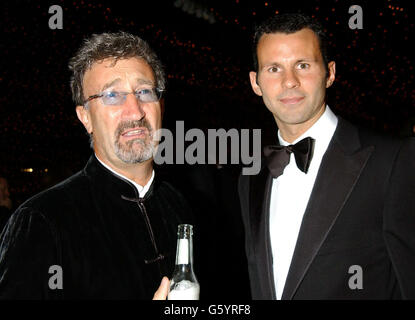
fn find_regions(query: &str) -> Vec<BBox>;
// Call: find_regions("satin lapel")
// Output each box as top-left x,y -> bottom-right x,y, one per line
249,163 -> 276,299
281,119 -> 374,300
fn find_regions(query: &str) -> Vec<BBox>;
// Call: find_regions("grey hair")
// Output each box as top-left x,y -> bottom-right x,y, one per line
68,31 -> 166,106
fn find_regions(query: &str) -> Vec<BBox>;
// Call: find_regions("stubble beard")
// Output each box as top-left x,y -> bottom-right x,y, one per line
113,119 -> 156,164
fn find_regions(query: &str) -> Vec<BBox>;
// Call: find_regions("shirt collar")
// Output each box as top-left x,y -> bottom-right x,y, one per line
278,105 -> 338,150
94,154 -> 155,198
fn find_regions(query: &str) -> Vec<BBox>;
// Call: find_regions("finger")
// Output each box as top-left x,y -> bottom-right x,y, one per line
152,276 -> 170,300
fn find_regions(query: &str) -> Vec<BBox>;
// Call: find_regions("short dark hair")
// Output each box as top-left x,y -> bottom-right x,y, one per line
69,31 -> 165,106
252,13 -> 329,75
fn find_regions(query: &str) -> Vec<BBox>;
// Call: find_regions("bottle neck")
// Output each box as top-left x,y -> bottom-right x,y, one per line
175,237 -> 194,266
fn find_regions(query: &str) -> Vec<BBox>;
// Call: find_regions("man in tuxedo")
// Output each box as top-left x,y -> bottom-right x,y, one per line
239,13 -> 415,299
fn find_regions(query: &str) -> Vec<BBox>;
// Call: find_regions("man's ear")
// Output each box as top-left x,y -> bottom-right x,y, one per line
76,106 -> 93,134
249,71 -> 263,96
326,61 -> 336,88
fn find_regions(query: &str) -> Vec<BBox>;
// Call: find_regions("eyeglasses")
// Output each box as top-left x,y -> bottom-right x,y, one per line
83,88 -> 164,106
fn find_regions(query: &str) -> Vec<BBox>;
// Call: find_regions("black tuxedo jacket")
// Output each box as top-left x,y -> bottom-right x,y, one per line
239,118 -> 415,299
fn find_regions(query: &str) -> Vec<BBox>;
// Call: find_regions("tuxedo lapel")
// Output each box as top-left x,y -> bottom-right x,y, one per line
281,119 -> 374,300
249,161 -> 276,299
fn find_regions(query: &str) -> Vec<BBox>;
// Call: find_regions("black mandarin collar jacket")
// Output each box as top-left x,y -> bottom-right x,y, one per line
0,155 -> 192,299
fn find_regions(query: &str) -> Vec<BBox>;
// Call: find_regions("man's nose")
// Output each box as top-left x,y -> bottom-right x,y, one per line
282,69 -> 300,89
123,93 -> 146,120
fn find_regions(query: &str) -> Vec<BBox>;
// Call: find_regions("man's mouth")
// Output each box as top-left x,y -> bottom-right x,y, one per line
121,128 -> 148,138
279,96 -> 305,105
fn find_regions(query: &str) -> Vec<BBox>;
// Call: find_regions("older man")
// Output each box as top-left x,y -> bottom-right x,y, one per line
0,32 -> 191,299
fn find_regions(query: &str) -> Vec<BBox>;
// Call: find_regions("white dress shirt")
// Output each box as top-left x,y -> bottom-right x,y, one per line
269,105 -> 338,299
95,155 -> 155,198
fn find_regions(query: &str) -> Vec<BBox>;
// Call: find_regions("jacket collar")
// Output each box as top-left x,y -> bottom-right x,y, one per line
83,155 -> 157,201
282,117 -> 374,299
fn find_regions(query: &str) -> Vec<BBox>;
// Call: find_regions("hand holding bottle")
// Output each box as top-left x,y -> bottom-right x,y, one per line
168,224 -> 200,300
152,276 -> 170,300
153,224 -> 200,300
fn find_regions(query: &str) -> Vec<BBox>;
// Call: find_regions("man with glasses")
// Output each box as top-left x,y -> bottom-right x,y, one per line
0,32 -> 191,299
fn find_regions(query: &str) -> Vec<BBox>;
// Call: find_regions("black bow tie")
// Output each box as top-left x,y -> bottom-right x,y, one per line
263,137 -> 315,178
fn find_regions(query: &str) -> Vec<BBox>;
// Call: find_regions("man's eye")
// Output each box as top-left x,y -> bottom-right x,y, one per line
137,88 -> 152,95
105,91 -> 120,98
268,66 -> 280,73
297,63 -> 310,70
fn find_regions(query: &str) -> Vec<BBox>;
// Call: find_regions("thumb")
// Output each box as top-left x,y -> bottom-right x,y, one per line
153,276 -> 170,300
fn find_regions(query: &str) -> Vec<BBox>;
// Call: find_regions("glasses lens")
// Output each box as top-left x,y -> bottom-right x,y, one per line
136,88 -> 162,103
102,91 -> 124,105
98,89 -> 163,105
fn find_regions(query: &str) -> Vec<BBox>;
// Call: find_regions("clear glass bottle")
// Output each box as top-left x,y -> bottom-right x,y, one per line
168,224 -> 200,300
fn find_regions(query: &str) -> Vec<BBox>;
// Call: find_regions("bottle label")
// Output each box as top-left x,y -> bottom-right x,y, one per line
168,281 -> 200,300
177,239 -> 189,265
